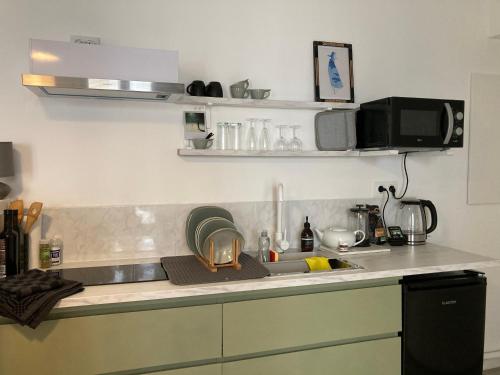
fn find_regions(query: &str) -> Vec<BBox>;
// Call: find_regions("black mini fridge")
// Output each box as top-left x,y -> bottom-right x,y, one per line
402,271 -> 487,375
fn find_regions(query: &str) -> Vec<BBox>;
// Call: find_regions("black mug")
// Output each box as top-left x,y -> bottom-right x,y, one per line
206,81 -> 223,98
186,80 -> 206,96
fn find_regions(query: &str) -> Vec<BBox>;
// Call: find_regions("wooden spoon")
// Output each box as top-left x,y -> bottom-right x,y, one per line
8,199 -> 24,225
24,202 -> 43,233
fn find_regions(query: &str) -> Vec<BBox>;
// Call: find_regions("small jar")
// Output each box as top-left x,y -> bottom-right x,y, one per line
50,236 -> 63,266
39,239 -> 51,269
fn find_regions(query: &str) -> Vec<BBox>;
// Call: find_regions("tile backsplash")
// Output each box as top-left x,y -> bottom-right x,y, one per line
43,198 -> 378,263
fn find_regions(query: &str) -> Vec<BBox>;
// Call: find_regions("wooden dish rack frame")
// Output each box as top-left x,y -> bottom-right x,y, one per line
195,238 -> 242,272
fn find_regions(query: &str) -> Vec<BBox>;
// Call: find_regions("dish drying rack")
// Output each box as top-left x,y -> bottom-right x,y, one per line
195,238 -> 242,272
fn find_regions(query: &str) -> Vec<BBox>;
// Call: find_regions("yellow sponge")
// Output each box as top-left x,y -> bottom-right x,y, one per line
305,257 -> 332,271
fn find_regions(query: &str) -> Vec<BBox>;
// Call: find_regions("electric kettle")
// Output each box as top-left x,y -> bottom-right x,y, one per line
397,199 -> 437,245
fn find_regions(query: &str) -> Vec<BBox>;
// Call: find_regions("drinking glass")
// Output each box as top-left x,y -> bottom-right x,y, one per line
259,119 -> 272,151
232,122 -> 242,150
246,118 -> 257,151
289,125 -> 303,152
227,123 -> 235,150
216,122 -> 224,150
274,125 -> 289,151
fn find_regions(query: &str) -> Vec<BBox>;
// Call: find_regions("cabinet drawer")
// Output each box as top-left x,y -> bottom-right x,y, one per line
223,285 -> 401,356
223,337 -> 401,375
0,304 -> 222,375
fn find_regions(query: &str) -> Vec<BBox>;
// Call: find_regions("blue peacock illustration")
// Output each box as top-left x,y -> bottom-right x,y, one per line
328,51 -> 343,92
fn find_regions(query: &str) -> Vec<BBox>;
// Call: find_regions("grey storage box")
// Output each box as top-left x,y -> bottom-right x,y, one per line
315,110 -> 357,151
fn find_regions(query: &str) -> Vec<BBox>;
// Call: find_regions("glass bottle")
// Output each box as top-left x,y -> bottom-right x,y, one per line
257,230 -> 271,263
39,239 -> 51,269
301,216 -> 314,252
0,210 -> 20,276
50,236 -> 63,266
12,214 -> 27,273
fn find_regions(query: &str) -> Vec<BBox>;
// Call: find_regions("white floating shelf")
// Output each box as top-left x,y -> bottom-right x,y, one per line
178,149 -> 454,158
167,94 -> 358,110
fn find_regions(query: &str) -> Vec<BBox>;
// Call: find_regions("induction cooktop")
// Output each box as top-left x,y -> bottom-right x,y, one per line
47,263 -> 168,286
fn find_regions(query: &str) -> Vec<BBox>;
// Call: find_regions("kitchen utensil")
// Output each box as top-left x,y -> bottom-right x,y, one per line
397,199 -> 437,245
230,79 -> 249,90
23,202 -> 43,233
8,199 -> 24,225
192,139 -> 213,149
314,110 -> 357,151
186,80 -> 206,96
274,125 -> 289,151
230,86 -> 249,99
185,206 -> 234,254
349,205 -> 371,247
201,227 -> 245,264
248,89 -> 271,100
206,81 -> 223,97
313,227 -> 365,249
205,132 -> 214,140
259,119 -> 271,151
289,125 -> 302,152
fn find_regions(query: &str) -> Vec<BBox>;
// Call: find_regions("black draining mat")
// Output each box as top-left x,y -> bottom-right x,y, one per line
161,253 -> 270,286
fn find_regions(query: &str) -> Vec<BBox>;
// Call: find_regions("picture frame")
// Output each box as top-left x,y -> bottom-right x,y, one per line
313,41 -> 354,103
184,111 -> 207,139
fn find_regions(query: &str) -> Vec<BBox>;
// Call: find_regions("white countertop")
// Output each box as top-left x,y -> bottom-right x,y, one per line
52,243 -> 500,310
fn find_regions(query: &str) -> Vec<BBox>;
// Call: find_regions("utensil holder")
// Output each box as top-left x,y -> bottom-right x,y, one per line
195,238 -> 242,272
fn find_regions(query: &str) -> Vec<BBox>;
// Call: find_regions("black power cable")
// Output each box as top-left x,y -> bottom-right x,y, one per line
378,186 -> 390,229
390,152 -> 409,200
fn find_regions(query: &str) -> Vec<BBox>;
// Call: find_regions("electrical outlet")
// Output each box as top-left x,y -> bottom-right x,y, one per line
372,181 -> 398,197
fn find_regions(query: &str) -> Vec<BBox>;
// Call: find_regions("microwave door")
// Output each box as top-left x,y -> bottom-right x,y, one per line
395,106 -> 444,147
442,103 -> 454,145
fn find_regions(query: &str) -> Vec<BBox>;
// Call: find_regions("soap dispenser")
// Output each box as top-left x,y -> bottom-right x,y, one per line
301,216 -> 314,252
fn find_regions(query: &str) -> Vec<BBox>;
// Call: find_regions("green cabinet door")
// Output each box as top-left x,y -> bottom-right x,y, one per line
223,285 -> 401,356
223,337 -> 401,375
0,305 -> 222,375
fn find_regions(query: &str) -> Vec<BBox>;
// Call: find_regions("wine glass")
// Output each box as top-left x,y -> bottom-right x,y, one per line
274,125 -> 289,151
259,119 -> 272,151
246,118 -> 257,151
289,125 -> 303,152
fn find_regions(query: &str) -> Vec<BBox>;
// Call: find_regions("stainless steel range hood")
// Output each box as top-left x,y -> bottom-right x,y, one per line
22,74 -> 185,101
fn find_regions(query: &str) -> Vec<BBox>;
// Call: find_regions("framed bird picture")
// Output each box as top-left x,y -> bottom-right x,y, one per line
313,41 -> 354,103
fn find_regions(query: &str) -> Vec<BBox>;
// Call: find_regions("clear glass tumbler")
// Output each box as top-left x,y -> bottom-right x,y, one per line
233,122 -> 242,150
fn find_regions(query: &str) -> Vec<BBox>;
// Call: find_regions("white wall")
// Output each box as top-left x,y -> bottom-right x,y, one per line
1,0 -> 500,356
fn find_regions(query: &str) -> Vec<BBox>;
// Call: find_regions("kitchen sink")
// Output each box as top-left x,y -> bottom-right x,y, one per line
255,250 -> 363,276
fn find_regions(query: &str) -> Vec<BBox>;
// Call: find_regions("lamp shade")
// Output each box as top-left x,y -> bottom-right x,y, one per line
0,142 -> 14,177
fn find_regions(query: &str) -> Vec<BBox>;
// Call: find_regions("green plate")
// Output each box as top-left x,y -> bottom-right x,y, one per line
185,206 -> 234,254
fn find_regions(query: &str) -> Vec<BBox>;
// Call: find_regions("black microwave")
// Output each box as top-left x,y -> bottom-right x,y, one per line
356,97 -> 464,149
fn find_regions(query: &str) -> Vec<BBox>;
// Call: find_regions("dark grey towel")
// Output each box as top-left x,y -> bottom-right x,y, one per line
0,269 -> 84,329
0,269 -> 65,298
